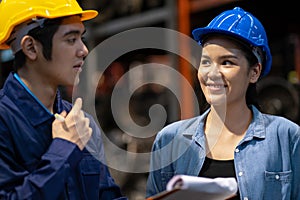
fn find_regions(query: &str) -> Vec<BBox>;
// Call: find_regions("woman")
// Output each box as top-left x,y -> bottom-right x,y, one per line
146,7 -> 300,199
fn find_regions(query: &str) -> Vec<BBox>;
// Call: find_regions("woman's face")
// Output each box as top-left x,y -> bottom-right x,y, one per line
198,36 -> 260,107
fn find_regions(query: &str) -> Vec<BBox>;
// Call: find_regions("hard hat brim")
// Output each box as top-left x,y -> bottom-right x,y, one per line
192,27 -> 272,77
76,10 -> 99,22
192,27 -> 257,47
0,9 -> 98,50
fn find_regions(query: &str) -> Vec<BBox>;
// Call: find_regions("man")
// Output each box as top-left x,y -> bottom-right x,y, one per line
0,0 -> 127,199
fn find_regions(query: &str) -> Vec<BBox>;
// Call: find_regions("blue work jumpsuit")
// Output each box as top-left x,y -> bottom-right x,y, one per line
0,72 -> 127,200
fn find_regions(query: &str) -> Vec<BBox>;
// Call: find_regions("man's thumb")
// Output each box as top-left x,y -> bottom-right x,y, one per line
70,98 -> 82,114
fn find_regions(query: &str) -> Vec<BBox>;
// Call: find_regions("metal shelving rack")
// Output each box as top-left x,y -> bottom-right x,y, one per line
80,0 -> 179,121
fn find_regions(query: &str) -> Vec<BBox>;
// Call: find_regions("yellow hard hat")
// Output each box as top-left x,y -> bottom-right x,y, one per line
0,0 -> 98,50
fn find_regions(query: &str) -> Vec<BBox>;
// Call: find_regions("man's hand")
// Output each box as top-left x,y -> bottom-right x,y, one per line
52,98 -> 92,150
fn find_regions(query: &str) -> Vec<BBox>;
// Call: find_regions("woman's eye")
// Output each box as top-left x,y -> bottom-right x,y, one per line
200,58 -> 211,67
222,60 -> 234,66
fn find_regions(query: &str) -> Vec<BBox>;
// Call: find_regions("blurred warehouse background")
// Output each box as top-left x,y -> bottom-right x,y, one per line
0,0 -> 299,199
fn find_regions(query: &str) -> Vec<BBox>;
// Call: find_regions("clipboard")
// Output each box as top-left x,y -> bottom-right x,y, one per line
146,175 -> 238,200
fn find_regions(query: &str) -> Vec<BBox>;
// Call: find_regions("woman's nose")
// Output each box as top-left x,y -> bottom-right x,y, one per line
207,63 -> 221,78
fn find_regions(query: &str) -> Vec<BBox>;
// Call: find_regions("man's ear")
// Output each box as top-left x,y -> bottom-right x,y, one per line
20,35 -> 38,60
250,63 -> 262,83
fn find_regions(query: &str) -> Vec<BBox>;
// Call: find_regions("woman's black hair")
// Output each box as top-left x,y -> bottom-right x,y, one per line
238,40 -> 261,110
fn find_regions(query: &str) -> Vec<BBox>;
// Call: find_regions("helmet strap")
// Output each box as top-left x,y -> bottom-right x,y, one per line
252,46 -> 263,65
7,18 -> 46,54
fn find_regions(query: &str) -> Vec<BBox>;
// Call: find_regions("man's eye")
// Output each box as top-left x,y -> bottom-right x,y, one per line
67,38 -> 76,44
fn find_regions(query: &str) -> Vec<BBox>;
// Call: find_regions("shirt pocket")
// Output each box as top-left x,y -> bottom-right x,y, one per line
263,170 -> 292,200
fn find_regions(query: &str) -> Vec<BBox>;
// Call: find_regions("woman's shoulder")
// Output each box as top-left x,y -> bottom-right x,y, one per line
155,115 -> 203,141
260,112 -> 299,130
252,105 -> 299,128
255,110 -> 300,140
164,116 -> 201,130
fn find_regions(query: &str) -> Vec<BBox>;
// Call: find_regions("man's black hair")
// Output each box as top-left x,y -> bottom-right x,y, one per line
13,17 -> 64,70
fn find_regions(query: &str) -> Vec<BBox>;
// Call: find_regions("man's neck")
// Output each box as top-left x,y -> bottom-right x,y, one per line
17,68 -> 57,113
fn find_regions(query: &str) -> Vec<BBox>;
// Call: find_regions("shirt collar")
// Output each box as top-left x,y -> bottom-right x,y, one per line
3,72 -> 64,126
244,105 -> 266,139
192,106 -> 266,144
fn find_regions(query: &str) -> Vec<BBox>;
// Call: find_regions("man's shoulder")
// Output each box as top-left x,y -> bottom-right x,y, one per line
0,88 -> 14,111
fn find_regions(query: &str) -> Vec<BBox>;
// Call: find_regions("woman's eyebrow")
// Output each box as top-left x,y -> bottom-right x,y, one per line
201,55 -> 210,59
220,54 -> 238,59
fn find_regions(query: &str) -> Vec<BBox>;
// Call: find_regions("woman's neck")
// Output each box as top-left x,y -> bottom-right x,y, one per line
209,103 -> 252,134
204,103 -> 252,160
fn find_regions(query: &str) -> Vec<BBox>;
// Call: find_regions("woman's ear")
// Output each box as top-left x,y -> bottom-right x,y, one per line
250,63 -> 262,83
20,35 -> 38,60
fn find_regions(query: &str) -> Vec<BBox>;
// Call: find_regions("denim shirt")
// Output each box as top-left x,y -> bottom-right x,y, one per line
146,106 -> 300,200
0,72 -> 127,200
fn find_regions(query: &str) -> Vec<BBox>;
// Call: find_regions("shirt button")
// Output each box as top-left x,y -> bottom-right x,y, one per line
244,197 -> 248,200
275,175 -> 280,180
235,148 -> 240,153
238,171 -> 243,176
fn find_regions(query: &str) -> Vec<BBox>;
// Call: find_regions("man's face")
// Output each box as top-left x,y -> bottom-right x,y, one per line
37,15 -> 88,87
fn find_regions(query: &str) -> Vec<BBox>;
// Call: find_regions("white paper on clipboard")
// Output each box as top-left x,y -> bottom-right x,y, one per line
147,175 -> 238,200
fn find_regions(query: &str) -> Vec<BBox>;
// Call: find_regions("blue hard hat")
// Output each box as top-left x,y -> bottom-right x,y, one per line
192,7 -> 272,77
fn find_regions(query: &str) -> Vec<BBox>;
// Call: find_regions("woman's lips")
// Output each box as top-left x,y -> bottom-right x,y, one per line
205,83 -> 227,92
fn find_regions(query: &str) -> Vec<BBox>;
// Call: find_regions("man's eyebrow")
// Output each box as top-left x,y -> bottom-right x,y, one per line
63,29 -> 86,37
